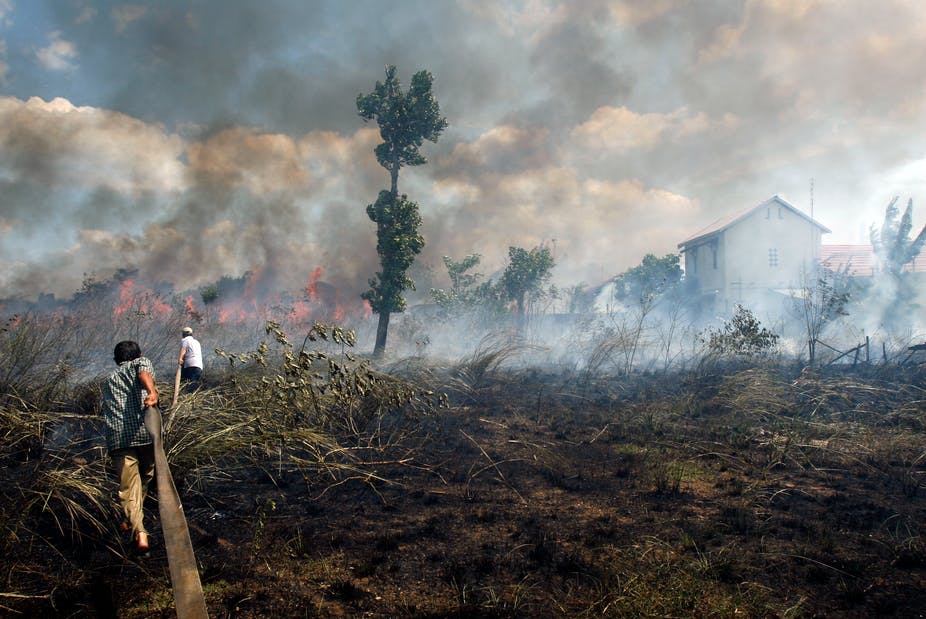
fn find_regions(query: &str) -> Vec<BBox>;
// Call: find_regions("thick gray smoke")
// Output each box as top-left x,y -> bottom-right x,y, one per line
0,0 -> 924,330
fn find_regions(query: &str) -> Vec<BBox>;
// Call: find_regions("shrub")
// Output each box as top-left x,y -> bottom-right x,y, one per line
703,305 -> 779,358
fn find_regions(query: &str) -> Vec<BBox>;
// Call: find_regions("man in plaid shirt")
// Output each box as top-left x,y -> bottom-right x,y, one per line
102,340 -> 159,554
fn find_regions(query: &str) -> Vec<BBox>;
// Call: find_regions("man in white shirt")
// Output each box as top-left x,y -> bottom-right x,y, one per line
178,326 -> 203,389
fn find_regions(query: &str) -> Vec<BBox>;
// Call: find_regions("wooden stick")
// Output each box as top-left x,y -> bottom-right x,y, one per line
171,365 -> 181,409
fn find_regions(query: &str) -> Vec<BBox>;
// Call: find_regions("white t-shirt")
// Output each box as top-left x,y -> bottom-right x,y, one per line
180,335 -> 203,369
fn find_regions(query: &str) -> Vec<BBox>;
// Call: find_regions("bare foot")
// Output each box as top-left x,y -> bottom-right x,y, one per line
135,531 -> 149,553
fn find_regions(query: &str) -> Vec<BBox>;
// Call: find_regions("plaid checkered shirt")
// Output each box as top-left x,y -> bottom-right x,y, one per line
102,357 -> 155,451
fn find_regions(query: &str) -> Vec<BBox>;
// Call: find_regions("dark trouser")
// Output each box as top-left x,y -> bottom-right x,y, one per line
181,366 -> 202,391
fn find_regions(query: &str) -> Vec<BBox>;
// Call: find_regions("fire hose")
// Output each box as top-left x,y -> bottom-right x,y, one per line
144,405 -> 209,619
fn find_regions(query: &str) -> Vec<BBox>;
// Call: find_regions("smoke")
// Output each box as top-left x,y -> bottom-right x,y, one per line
0,104 -> 371,305
0,0 -> 923,337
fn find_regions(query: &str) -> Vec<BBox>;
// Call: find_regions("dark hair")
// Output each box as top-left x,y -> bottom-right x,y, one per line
113,340 -> 142,364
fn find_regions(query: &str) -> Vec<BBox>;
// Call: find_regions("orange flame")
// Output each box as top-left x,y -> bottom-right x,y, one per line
114,279 -> 171,319
305,267 -> 324,302
199,266 -> 371,328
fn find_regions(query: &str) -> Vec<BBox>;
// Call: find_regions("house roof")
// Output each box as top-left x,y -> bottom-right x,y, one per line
819,245 -> 876,276
820,244 -> 926,276
678,195 -> 831,250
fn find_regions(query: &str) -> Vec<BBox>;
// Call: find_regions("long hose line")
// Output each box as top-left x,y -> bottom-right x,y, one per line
144,406 -> 209,619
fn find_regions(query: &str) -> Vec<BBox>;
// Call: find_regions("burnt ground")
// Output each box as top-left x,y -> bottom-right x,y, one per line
5,365 -> 926,618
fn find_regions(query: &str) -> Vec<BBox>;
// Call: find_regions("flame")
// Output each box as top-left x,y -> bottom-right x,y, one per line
113,279 -> 171,319
113,280 -> 135,317
306,266 -> 324,302
209,266 -> 371,328
101,266 -> 370,329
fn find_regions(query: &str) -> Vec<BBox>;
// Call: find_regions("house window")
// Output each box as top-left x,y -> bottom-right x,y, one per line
768,248 -> 779,267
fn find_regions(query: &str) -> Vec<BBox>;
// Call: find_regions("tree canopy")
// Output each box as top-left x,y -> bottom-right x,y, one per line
869,196 -> 926,330
870,196 -> 926,277
501,245 -> 555,317
430,254 -> 484,313
357,65 -> 448,194
361,191 -> 425,316
611,253 -> 682,305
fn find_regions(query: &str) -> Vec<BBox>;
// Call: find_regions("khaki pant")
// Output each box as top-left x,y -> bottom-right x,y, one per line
111,445 -> 155,537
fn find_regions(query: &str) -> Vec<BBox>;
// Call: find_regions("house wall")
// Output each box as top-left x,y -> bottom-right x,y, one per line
683,199 -> 825,312
683,237 -> 724,293
722,204 -> 821,303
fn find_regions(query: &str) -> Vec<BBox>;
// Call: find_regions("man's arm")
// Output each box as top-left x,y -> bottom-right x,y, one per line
178,343 -> 186,367
139,370 -> 159,408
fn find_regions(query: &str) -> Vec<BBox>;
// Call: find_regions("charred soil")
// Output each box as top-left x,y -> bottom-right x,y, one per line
3,362 -> 926,618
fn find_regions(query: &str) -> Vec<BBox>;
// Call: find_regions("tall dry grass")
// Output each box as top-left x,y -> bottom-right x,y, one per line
0,319 -> 447,604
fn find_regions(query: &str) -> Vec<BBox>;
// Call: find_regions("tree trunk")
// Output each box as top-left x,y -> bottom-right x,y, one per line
515,294 -> 526,335
372,159 -> 400,359
373,310 -> 390,358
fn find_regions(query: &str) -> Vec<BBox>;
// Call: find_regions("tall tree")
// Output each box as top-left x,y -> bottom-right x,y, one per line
870,196 -> 926,276
870,196 -> 926,330
358,65 -> 447,357
611,253 -> 682,306
608,253 -> 684,373
361,190 -> 424,336
501,245 -> 555,322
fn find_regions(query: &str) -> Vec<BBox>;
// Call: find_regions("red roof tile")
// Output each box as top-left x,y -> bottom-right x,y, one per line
820,244 -> 926,275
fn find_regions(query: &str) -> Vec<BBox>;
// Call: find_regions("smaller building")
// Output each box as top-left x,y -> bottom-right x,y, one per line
820,244 -> 926,277
678,195 -> 831,313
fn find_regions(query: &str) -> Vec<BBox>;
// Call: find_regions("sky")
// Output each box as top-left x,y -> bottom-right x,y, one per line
0,0 -> 924,305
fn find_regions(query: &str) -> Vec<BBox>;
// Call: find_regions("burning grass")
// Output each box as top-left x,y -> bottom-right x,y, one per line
1,330 -> 926,617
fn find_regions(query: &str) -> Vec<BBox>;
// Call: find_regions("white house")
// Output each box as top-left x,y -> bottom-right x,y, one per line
678,195 -> 831,313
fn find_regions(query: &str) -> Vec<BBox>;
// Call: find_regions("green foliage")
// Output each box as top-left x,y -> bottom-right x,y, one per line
612,253 -> 682,305
200,284 -> 220,305
501,245 -> 555,315
441,254 -> 483,296
357,65 -> 447,181
430,254 -> 506,319
871,196 -> 926,276
703,305 -> 779,358
362,191 -> 425,315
